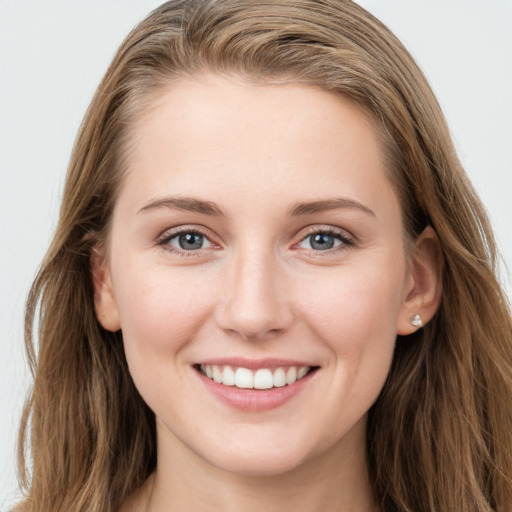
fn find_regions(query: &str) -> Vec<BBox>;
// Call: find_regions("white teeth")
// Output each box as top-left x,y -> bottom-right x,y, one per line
212,365 -> 223,383
273,368 -> 286,387
200,364 -> 313,389
286,366 -> 297,384
222,366 -> 236,386
235,367 -> 253,388
297,367 -> 309,380
254,369 -> 273,389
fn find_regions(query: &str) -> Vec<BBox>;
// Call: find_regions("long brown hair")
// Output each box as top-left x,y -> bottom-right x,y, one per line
16,1 -> 512,511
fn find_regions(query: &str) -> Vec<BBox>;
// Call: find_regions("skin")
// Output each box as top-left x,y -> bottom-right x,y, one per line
93,75 -> 441,512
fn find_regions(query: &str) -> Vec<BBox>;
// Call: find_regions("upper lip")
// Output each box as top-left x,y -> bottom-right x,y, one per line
194,357 -> 318,370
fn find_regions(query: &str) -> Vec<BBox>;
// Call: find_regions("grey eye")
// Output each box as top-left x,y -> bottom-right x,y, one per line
299,233 -> 343,251
169,232 -> 212,251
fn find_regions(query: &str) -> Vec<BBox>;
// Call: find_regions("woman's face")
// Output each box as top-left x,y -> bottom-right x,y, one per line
95,75 -> 419,476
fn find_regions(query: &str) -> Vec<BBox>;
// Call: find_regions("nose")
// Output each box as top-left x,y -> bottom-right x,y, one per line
214,248 -> 293,340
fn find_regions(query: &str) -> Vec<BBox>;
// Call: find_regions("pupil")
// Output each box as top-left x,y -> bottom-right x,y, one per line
179,233 -> 203,250
311,233 -> 334,250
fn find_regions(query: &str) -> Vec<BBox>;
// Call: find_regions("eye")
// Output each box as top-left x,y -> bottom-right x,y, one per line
296,228 -> 354,252
159,229 -> 213,253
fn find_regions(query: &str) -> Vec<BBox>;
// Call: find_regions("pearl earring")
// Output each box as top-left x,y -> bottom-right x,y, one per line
411,314 -> 423,328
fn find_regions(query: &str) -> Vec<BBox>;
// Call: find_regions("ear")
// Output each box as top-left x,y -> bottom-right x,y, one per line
90,244 -> 121,332
397,226 -> 443,335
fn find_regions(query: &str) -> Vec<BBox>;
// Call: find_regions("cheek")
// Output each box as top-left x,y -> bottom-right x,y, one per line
112,259 -> 216,360
111,261 -> 222,418
299,255 -> 406,405
301,258 -> 406,349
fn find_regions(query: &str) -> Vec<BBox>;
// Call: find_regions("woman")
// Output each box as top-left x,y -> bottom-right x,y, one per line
15,1 -> 512,511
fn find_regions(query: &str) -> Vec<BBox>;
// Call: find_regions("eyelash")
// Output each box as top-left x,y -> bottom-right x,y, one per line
156,227 -> 215,257
295,226 -> 356,255
156,225 -> 356,257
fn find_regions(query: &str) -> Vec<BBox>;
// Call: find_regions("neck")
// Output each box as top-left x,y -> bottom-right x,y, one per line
145,418 -> 378,512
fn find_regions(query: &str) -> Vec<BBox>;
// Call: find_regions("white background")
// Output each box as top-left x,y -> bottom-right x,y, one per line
1,1 -> 511,507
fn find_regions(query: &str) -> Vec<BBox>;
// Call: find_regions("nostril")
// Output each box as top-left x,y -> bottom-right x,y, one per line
214,300 -> 294,341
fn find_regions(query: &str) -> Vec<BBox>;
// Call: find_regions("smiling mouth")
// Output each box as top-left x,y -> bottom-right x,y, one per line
195,364 -> 319,390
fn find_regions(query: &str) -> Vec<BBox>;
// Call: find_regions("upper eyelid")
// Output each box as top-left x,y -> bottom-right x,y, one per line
155,224 -> 356,248
156,224 -> 218,243
156,227 -> 219,256
295,224 -> 356,242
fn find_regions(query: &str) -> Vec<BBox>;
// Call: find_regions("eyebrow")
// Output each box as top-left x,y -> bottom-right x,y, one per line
288,197 -> 375,217
137,195 -> 375,218
138,196 -> 226,216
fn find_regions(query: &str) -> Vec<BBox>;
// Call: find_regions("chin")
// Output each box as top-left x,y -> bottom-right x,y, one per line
213,452 -> 308,478
199,434 -> 313,477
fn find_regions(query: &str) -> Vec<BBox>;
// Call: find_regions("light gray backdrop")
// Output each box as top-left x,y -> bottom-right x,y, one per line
1,1 -> 511,508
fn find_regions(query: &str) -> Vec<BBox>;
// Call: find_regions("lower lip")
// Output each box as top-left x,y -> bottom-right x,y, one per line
195,369 -> 317,412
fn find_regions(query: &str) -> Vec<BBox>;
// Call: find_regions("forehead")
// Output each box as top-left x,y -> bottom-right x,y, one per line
132,75 -> 382,153
119,75 -> 400,222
